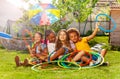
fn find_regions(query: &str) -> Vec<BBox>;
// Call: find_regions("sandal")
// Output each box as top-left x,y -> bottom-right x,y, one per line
15,56 -> 21,67
23,59 -> 29,66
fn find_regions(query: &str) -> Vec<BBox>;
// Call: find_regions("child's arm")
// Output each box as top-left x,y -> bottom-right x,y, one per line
27,45 -> 36,57
87,22 -> 100,41
42,48 -> 48,56
27,45 -> 32,53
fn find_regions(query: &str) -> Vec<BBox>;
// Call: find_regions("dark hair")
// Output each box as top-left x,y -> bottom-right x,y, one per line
67,28 -> 80,36
45,30 -> 55,37
34,32 -> 43,38
55,29 -> 71,50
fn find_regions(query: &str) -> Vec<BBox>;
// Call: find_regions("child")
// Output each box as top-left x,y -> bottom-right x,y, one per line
67,23 -> 108,65
67,23 -> 107,56
49,29 -> 86,62
15,32 -> 48,67
50,29 -> 72,61
45,30 -> 56,54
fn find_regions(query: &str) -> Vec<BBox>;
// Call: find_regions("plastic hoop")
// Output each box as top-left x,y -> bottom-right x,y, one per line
95,13 -> 116,32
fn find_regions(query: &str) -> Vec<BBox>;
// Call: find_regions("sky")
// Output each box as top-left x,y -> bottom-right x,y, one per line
0,0 -> 53,29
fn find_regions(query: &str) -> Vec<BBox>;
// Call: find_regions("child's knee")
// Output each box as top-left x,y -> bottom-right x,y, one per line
77,50 -> 85,56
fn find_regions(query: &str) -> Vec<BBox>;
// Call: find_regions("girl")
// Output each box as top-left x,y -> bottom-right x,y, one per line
45,30 -> 56,54
50,29 -> 73,61
15,32 -> 48,67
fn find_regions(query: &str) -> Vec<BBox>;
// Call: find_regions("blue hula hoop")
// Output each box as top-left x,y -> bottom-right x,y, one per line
95,13 -> 117,33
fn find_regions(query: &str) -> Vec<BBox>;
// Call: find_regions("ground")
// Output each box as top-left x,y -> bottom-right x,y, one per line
0,36 -> 120,79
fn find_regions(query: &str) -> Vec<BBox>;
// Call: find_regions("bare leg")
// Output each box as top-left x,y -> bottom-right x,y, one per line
81,56 -> 90,62
50,48 -> 65,61
72,51 -> 85,61
100,49 -> 107,57
72,51 -> 91,63
36,54 -> 48,61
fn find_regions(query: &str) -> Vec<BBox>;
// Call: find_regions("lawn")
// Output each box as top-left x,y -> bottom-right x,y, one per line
0,36 -> 120,79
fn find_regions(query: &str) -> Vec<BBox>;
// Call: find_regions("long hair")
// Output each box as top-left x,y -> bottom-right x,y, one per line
55,29 -> 71,50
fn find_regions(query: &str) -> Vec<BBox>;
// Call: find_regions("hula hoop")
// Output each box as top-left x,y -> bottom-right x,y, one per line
31,51 -> 104,72
67,50 -> 92,66
48,47 -> 69,63
31,60 -> 81,72
81,52 -> 104,69
48,50 -> 56,63
22,29 -> 34,46
22,29 -> 41,50
61,51 -> 104,69
95,13 -> 116,32
57,54 -> 81,69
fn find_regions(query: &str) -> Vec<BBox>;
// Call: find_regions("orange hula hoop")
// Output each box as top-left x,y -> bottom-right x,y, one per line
67,50 -> 92,66
22,29 -> 34,47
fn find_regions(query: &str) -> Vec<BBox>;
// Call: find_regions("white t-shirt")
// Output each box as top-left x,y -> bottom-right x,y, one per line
47,43 -> 55,55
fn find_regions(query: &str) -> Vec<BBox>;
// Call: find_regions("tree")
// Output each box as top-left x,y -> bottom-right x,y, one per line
52,0 -> 98,32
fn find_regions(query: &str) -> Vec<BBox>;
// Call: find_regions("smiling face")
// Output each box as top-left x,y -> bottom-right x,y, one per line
34,33 -> 42,43
48,32 -> 56,43
59,31 -> 67,42
68,32 -> 79,43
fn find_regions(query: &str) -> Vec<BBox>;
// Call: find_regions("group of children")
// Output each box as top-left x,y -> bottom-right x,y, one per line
15,22 -> 108,67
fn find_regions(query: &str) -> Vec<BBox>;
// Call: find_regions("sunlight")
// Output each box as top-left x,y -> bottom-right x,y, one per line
6,0 -> 53,10
6,0 -> 29,9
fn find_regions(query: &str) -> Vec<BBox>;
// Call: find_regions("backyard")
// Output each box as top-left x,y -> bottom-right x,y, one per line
0,36 -> 120,79
0,0 -> 120,79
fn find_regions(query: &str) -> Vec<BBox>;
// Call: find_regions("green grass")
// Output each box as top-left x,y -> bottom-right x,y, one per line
0,36 -> 120,79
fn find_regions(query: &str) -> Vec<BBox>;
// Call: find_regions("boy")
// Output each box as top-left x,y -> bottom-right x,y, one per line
67,23 -> 108,65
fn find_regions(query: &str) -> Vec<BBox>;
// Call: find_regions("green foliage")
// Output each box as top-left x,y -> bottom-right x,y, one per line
117,0 -> 120,3
53,0 -> 98,22
49,20 -> 72,33
89,39 -> 98,47
86,30 -> 93,36
111,46 -> 120,51
102,44 -> 112,51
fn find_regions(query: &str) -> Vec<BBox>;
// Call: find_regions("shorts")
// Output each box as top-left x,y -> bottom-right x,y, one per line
91,43 -> 106,53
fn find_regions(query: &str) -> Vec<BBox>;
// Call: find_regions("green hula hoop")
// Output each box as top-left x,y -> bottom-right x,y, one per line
57,54 -> 80,69
60,51 -> 104,69
81,51 -> 104,69
31,51 -> 104,72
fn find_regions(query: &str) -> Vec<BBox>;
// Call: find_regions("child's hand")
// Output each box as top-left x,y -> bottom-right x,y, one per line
27,45 -> 31,49
95,22 -> 100,29
30,53 -> 35,57
32,48 -> 36,53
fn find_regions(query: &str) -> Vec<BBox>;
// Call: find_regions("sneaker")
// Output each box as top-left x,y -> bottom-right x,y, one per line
89,61 -> 94,66
101,62 -> 109,66
15,56 -> 21,67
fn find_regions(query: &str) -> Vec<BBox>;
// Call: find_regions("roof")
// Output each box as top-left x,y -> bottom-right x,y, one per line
96,0 -> 120,9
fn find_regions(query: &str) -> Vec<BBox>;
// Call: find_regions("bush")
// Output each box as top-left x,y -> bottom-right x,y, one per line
111,46 -> 120,51
86,30 -> 93,36
88,39 -> 98,47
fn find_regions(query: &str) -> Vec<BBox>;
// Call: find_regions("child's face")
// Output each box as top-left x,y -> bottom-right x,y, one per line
59,31 -> 67,41
34,33 -> 42,43
68,32 -> 79,43
48,33 -> 56,43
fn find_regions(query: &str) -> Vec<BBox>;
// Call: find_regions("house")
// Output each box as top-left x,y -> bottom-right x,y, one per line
109,1 -> 120,46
